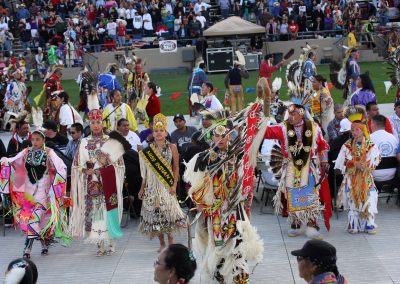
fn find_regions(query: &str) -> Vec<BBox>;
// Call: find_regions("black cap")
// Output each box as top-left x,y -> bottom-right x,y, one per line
173,114 -> 185,122
42,120 -> 58,132
394,100 -> 400,108
291,240 -> 337,264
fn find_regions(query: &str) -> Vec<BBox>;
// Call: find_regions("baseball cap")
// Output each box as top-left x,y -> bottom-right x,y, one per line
173,114 -> 185,122
394,100 -> 400,108
291,240 -> 337,264
339,118 -> 351,133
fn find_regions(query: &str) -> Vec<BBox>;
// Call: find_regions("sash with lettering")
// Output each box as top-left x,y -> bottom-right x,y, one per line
140,144 -> 174,188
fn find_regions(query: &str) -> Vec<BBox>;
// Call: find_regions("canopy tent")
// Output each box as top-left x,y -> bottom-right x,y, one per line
203,16 -> 265,37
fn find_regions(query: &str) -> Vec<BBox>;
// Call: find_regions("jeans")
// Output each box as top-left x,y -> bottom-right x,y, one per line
21,41 -> 31,50
221,8 -> 229,19
380,15 -> 389,26
118,36 -> 126,47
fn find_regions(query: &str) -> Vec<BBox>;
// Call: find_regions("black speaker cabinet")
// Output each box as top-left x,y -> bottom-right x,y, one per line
206,47 -> 234,73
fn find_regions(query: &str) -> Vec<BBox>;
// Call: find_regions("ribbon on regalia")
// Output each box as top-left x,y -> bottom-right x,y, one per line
100,165 -> 123,239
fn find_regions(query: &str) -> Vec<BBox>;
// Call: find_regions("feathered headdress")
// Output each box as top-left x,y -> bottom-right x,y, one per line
386,46 -> 400,88
104,63 -> 118,74
8,111 -> 29,132
345,105 -> 369,138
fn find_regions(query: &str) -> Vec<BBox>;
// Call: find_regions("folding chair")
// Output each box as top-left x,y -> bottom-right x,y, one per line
121,182 -> 135,228
256,161 -> 278,214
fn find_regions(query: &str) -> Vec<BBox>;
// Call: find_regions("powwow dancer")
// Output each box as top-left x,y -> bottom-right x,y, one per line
69,109 -> 128,256
334,106 -> 381,234
0,130 -> 70,258
262,81 -> 331,239
4,69 -> 28,114
138,113 -> 187,252
184,106 -> 265,283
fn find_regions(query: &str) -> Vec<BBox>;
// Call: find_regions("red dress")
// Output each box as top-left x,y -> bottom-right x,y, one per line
146,93 -> 161,118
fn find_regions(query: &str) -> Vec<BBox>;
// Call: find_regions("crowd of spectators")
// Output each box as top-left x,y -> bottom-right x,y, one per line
0,0 -> 395,61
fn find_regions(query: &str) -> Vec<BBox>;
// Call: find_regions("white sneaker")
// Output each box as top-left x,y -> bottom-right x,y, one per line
288,228 -> 301,237
305,226 -> 323,240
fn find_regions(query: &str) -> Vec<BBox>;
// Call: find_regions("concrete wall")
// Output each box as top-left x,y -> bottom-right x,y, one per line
60,46 -> 196,80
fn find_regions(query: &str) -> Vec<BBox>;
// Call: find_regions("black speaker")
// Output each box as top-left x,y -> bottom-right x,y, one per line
206,47 -> 234,73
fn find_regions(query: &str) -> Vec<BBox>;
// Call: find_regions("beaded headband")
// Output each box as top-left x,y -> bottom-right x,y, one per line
88,109 -> 103,121
288,104 -> 305,116
153,113 -> 168,130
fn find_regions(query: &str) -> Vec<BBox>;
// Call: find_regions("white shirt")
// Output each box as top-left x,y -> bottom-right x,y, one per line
106,21 -> 117,36
118,7 -> 126,18
133,15 -> 143,29
142,13 -> 153,30
201,95 -> 223,110
196,15 -> 207,28
59,104 -> 74,129
126,8 -> 137,19
174,17 -> 182,32
124,131 -> 142,151
194,2 -> 211,14
370,129 -> 399,181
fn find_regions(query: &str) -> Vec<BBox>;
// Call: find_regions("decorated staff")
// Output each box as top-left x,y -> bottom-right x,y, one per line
69,109 -> 128,256
0,130 -> 70,258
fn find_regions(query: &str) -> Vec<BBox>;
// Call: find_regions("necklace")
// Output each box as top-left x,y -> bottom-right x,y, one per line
26,146 -> 47,166
154,140 -> 169,158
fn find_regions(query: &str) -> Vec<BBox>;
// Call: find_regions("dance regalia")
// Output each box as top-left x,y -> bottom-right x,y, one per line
335,138 -> 381,232
4,80 -> 27,113
184,105 -> 265,283
138,141 -> 186,238
102,103 -> 138,132
0,147 -> 70,244
311,86 -> 334,135
77,72 -> 94,114
302,58 -> 316,81
265,120 -> 330,227
69,134 -> 125,248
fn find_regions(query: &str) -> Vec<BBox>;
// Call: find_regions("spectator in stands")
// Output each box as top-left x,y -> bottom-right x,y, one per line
347,26 -> 358,49
17,4 -> 30,20
164,11 -> 175,36
259,8 -> 272,27
171,114 -> 197,154
116,21 -> 127,47
279,17 -> 289,40
65,122 -> 83,160
194,0 -> 211,14
145,81 -> 161,119
378,0 -> 389,26
312,4 -> 324,27
327,104 -> 345,142
266,17 -> 278,42
297,11 -> 308,33
107,17 -> 117,41
370,114 -> 399,182
389,101 -> 400,141
324,13 -> 333,32
196,11 -> 207,35
117,118 -> 143,152
42,120 -> 69,151
366,102 -> 393,134
173,12 -> 182,38
288,19 -> 299,40
351,73 -> 377,106
219,0 -> 231,19
143,10 -> 154,36
254,0 -> 264,24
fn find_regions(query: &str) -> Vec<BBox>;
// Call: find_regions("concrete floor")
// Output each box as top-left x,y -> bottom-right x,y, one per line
0,190 -> 399,284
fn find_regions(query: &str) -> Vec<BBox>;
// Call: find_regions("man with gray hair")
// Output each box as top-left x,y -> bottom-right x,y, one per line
326,104 -> 344,142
